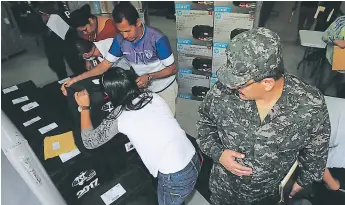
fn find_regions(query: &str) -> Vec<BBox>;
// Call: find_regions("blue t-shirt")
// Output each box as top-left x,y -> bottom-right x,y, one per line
105,25 -> 175,92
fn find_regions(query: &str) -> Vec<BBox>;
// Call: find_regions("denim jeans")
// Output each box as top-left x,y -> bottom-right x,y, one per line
157,152 -> 201,205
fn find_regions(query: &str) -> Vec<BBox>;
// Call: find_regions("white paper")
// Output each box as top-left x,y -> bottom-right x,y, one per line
59,148 -> 81,163
92,79 -> 100,84
4,18 -> 10,24
23,116 -> 41,127
3,85 -> 18,94
101,184 -> 126,205
12,96 -> 29,104
38,123 -> 58,134
125,142 -> 135,152
58,77 -> 71,84
52,142 -> 60,150
21,102 -> 39,112
46,14 -> 70,40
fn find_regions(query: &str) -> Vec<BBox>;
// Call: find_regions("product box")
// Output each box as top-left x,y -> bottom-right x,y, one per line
214,1 -> 256,14
211,42 -> 228,76
213,1 -> 255,43
178,72 -> 210,101
177,39 -> 213,76
175,2 -> 214,46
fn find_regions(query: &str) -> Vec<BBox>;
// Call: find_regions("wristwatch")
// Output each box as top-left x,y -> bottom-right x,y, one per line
147,73 -> 153,81
78,105 -> 91,112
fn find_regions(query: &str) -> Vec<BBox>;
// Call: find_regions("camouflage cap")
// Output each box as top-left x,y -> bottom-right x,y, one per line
217,27 -> 283,88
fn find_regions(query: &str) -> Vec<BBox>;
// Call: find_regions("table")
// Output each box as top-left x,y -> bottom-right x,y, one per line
297,30 -> 327,81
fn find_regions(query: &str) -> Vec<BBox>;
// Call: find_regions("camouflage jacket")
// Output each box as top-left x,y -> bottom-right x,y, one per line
196,74 -> 331,198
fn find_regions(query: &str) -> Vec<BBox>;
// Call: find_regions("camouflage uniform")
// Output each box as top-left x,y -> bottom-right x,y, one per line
196,28 -> 331,205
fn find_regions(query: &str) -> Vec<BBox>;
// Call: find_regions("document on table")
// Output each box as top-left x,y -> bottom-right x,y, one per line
12,96 -> 29,104
21,102 -> 39,112
59,148 -> 81,163
39,123 -> 58,134
44,131 -> 78,160
3,85 -> 18,94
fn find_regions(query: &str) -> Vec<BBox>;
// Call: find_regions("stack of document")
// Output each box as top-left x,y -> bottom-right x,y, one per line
44,131 -> 80,163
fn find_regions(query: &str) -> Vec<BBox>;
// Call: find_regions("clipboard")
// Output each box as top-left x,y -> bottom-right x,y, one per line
332,46 -> 345,71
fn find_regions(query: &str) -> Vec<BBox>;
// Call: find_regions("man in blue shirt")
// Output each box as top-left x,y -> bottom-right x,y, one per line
61,2 -> 178,115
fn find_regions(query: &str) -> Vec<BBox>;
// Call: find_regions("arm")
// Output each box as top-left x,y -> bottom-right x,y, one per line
153,35 -> 177,79
322,17 -> 345,47
74,90 -> 120,149
74,59 -> 112,82
76,36 -> 123,81
323,168 -> 340,190
322,19 -> 337,45
196,88 -> 225,162
148,63 -> 177,80
80,109 -> 120,149
296,103 -> 331,187
62,37 -> 123,94
137,35 -> 176,87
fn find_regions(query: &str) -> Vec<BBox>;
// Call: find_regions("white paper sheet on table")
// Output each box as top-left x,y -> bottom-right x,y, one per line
46,14 -> 70,40
59,148 -> 81,163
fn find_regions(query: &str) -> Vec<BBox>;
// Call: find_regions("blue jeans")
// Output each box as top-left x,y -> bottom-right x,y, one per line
157,152 -> 201,205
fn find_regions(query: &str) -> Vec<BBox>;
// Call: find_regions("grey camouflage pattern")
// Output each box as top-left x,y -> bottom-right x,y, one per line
217,27 -> 284,88
196,74 -> 331,205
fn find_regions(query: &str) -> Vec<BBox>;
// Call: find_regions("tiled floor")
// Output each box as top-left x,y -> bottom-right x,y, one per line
1,2 -> 338,205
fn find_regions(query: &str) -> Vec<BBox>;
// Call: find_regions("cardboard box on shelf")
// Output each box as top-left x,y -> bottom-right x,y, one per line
211,42 -> 228,76
175,2 -> 214,46
214,1 -> 255,43
177,40 -> 213,76
178,72 -> 210,101
332,46 -> 345,71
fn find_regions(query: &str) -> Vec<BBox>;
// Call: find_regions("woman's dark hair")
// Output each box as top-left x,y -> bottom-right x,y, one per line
112,2 -> 139,25
101,68 -> 152,118
69,4 -> 96,28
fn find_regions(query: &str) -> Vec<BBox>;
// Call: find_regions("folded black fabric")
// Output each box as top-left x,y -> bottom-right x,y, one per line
65,76 -> 111,153
82,165 -> 158,205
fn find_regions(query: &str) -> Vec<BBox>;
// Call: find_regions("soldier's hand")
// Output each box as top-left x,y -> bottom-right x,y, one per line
289,182 -> 303,198
219,149 -> 253,177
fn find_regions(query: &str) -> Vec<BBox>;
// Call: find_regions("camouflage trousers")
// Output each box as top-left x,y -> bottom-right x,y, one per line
209,163 -> 280,205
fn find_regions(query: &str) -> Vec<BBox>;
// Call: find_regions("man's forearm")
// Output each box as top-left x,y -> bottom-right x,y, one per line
323,168 -> 340,190
75,61 -> 112,82
149,63 -> 177,80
